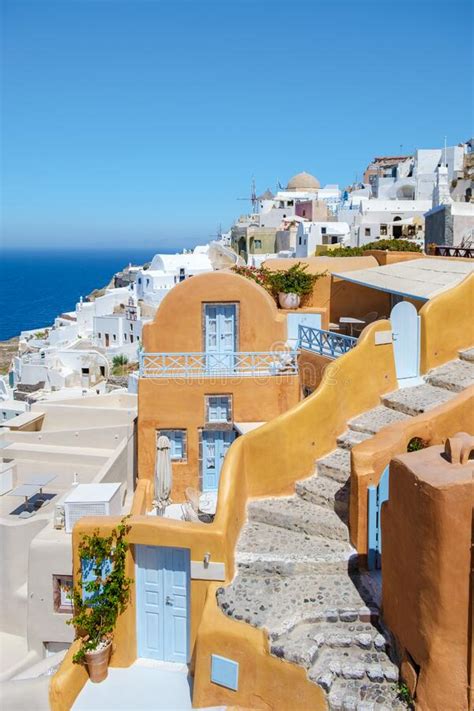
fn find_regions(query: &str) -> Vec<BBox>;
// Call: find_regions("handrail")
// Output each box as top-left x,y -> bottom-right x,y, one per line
434,245 -> 474,259
139,350 -> 298,378
298,324 -> 358,358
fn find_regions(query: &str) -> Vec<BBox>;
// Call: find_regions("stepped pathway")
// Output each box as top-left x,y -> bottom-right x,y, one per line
217,354 -> 474,710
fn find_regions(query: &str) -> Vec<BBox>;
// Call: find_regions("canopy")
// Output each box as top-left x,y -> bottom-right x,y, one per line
332,257 -> 474,301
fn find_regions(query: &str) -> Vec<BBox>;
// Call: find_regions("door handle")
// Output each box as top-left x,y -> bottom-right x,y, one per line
165,595 -> 173,606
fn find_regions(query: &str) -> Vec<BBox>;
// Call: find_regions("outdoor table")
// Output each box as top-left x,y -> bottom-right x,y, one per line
23,474 -> 57,495
199,491 -> 217,515
339,316 -> 366,337
10,484 -> 41,507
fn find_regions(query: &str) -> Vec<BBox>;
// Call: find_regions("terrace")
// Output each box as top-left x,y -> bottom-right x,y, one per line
139,349 -> 298,378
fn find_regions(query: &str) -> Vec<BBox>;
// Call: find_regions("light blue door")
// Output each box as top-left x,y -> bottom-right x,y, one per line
390,301 -> 420,380
205,305 -> 236,370
136,545 -> 190,663
202,430 -> 236,492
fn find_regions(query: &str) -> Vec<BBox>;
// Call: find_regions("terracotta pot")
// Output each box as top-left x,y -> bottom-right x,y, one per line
278,292 -> 301,309
84,641 -> 112,683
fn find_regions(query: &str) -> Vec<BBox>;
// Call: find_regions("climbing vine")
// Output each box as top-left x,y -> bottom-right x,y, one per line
67,516 -> 133,664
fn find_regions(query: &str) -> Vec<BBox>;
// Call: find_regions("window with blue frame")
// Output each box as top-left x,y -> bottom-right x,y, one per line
158,429 -> 187,461
205,395 -> 231,423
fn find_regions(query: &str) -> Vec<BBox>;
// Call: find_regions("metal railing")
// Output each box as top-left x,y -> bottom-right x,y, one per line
139,350 -> 298,378
433,245 -> 474,259
298,325 -> 358,359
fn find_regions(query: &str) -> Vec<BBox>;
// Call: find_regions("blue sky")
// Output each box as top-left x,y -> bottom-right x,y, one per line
2,0 -> 472,251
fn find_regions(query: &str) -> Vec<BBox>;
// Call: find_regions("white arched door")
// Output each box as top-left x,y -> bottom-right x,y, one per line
390,301 -> 420,381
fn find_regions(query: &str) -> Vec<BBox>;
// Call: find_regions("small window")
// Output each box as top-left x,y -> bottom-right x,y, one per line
113,334 -> 117,341
254,239 -> 262,249
380,224 -> 388,236
365,228 -> 371,236
321,227 -> 327,235
98,333 -> 101,338
53,575 -> 73,613
206,395 -> 232,423
124,333 -> 127,341
302,209 -> 306,217
130,335 -> 134,343
158,429 -> 187,461
298,236 -> 302,245
138,278 -> 142,285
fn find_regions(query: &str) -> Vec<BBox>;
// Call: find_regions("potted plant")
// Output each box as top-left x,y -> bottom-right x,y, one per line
267,262 -> 324,308
67,517 -> 132,683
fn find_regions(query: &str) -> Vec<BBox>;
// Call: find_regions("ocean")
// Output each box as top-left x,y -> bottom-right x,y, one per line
0,249 -> 158,341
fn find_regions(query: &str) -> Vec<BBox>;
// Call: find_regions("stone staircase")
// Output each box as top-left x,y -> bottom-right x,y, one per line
217,352 -> 474,710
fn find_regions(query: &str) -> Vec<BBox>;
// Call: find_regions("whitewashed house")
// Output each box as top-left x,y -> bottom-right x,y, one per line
295,221 -> 350,256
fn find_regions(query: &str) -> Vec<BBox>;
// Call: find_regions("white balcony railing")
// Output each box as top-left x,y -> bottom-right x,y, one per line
139,350 -> 298,378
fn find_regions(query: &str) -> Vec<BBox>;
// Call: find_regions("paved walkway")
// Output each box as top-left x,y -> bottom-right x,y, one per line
72,659 -> 224,711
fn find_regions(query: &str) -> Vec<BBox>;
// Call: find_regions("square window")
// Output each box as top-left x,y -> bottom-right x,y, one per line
365,228 -> 371,236
254,239 -> 262,249
206,395 -> 232,423
53,575 -> 73,613
158,429 -> 187,461
321,227 -> 327,235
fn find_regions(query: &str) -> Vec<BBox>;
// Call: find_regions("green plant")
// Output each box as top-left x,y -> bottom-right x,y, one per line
364,239 -> 422,253
34,330 -> 48,339
67,517 -> 132,664
396,682 -> 414,708
112,354 -> 129,376
266,262 -> 324,296
407,436 -> 429,452
318,246 -> 364,257
231,265 -> 273,292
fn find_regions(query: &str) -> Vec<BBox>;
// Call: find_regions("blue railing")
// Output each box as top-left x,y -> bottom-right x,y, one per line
139,350 -> 298,378
298,325 -> 358,359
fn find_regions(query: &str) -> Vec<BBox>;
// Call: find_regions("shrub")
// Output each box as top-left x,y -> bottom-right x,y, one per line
266,262 -> 325,296
231,265 -> 272,292
364,239 -> 421,253
112,354 -> 129,376
67,517 -> 132,664
318,246 -> 364,257
407,436 -> 429,452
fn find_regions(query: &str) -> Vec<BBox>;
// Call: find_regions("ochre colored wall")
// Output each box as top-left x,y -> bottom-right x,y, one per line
350,386 -> 474,556
362,250 -> 426,266
420,272 -> 474,372
192,583 -> 327,711
138,375 -> 301,501
298,350 -> 332,392
382,446 -> 472,711
142,270 -> 287,353
264,256 -> 391,323
52,321 -> 397,710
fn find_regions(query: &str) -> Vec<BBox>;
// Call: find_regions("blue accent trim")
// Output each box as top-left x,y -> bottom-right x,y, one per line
211,654 -> 239,691
367,465 -> 390,570
298,325 -> 358,359
331,272 -> 429,303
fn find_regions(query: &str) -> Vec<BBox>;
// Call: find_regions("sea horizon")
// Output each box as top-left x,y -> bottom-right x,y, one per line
0,247 -> 178,341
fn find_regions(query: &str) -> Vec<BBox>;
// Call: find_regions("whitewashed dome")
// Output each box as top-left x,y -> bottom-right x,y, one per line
286,171 -> 320,192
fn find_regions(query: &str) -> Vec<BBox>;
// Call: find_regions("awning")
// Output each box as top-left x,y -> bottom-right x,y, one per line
332,258 -> 474,301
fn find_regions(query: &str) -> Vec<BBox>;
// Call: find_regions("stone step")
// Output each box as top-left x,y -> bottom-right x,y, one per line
247,496 -> 350,542
217,571 -> 380,638
296,474 -> 350,519
381,383 -> 456,417
348,405 -> 411,435
309,647 -> 399,693
270,620 -> 389,669
236,521 -> 357,575
316,447 -> 352,484
337,429 -> 373,450
459,347 -> 474,363
425,358 -> 474,392
325,676 -> 405,711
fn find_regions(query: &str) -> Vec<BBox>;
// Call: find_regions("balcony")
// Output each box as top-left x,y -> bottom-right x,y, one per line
298,325 -> 358,359
139,350 -> 298,379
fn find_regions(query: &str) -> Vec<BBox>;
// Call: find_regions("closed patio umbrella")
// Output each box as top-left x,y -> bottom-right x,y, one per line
154,435 -> 172,515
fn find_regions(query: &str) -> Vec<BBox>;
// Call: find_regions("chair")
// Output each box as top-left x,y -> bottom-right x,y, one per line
353,311 -> 378,335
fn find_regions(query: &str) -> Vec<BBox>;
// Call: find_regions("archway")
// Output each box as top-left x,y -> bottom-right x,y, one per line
392,216 -> 403,238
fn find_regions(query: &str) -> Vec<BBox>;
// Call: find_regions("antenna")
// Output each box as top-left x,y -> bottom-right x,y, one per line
237,176 -> 258,212
444,136 -> 448,166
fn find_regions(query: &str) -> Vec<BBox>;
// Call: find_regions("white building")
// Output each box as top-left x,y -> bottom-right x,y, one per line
350,199 -> 430,247
295,221 -> 350,256
134,246 -> 213,305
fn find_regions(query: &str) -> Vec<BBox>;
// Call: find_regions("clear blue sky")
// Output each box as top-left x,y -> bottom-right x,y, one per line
2,0 -> 472,251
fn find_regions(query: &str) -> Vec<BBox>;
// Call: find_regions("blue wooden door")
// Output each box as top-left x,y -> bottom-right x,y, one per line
367,465 -> 390,570
136,545 -> 190,663
202,430 -> 236,492
205,305 -> 236,370
390,301 -> 420,380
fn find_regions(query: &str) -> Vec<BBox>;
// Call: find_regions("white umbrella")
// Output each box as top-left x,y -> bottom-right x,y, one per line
154,435 -> 172,515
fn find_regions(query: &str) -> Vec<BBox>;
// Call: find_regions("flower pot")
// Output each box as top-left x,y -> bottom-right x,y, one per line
84,640 -> 112,683
278,292 -> 301,309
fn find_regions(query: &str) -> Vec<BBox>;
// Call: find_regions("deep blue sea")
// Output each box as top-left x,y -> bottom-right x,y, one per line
0,249 -> 159,341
